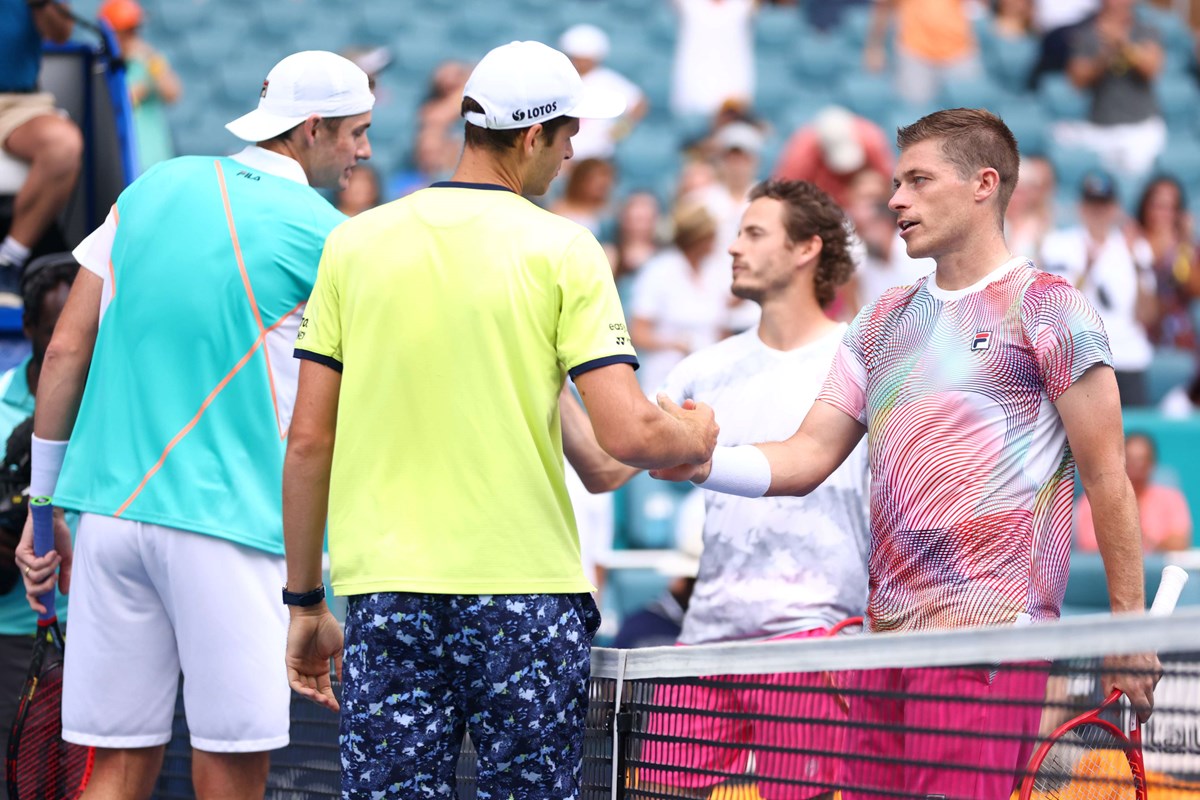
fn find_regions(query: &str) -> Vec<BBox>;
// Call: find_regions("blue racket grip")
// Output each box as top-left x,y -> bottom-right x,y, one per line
31,497 -> 56,622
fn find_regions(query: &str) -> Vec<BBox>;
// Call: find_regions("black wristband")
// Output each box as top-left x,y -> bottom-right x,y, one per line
282,584 -> 326,607
27,0 -> 52,9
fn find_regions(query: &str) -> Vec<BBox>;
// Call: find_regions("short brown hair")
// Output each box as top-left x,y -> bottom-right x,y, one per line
461,97 -> 575,153
260,115 -> 349,147
896,108 -> 1020,218
748,179 -> 855,308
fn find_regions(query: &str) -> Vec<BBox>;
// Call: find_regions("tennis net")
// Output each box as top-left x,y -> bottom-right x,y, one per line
148,609 -> 1200,799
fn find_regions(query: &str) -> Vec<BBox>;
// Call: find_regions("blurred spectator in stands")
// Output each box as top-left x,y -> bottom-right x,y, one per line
670,0 -> 757,117
773,105 -> 894,209
612,191 -> 664,288
558,24 -> 647,162
992,0 -> 1036,40
1135,175 -> 1200,350
418,60 -> 471,135
387,127 -> 458,199
1075,432 -> 1192,552
1029,0 -> 1099,87
0,0 -> 82,303
1041,169 -> 1155,406
842,169 -> 934,311
99,0 -> 181,175
1057,0 -> 1165,178
610,519 -> 703,649
863,0 -> 981,105
1006,155 -> 1057,259
0,251 -> 76,792
550,157 -> 617,239
335,164 -> 382,217
630,201 -> 727,394
803,0 -> 873,32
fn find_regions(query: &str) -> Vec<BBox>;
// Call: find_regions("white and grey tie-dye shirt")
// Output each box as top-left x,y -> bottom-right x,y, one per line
663,324 -> 871,645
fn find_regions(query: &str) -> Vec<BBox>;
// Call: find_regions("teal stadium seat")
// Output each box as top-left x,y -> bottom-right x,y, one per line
1146,347 -> 1199,406
1155,73 -> 1200,134
790,32 -> 852,83
617,472 -> 697,550
839,72 -> 895,130
1037,74 -> 1089,121
614,124 -> 682,192
993,98 -> 1050,156
837,5 -> 873,50
938,74 -> 1006,113
1156,135 -> 1200,189
1047,143 -> 1104,197
754,5 -> 806,53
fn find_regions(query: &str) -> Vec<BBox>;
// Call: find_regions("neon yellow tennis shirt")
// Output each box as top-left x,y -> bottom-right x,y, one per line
296,182 -> 638,596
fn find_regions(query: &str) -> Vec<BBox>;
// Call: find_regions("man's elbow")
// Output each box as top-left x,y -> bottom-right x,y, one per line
286,426 -> 335,463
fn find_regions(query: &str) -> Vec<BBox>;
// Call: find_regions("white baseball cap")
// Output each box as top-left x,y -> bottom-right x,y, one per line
462,40 -> 626,131
225,50 -> 375,143
814,106 -> 866,175
559,24 -> 610,61
714,121 -> 765,156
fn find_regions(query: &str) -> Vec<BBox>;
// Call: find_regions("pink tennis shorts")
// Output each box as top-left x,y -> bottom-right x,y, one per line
839,663 -> 1050,800
635,628 -> 844,800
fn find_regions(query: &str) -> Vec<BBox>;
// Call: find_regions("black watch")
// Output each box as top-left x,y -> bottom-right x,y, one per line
282,584 -> 326,607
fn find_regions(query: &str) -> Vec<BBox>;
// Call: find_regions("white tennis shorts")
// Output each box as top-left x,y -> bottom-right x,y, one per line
61,513 -> 290,752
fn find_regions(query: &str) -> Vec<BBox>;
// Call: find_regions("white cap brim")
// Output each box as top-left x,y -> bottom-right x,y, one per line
225,109 -> 311,143
564,85 -> 627,121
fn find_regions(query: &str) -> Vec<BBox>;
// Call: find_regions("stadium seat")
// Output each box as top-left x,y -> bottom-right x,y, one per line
837,4 -> 873,50
993,99 -> 1050,156
755,5 -> 806,52
1138,4 -> 1196,75
617,472 -> 696,550
937,74 -> 1006,113
838,72 -> 895,130
1146,347 -> 1198,406
1156,73 -> 1200,134
790,32 -> 852,83
1037,74 -> 1090,121
614,124 -> 682,192
982,34 -> 1040,95
1156,135 -> 1200,189
1046,143 -> 1104,196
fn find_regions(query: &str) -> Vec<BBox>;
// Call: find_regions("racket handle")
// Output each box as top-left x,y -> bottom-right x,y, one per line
1150,565 -> 1190,616
30,496 -> 57,622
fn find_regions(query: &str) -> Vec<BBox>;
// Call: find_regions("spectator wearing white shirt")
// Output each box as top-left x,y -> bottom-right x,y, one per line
559,24 -> 647,161
630,201 -> 728,395
1041,169 -> 1156,405
670,0 -> 756,116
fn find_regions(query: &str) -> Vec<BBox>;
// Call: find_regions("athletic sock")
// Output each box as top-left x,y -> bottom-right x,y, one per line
0,236 -> 30,270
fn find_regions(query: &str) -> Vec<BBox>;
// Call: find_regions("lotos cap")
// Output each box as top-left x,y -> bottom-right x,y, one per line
225,51 -> 375,143
559,24 -> 610,61
1080,169 -> 1117,203
462,40 -> 626,131
814,106 -> 866,175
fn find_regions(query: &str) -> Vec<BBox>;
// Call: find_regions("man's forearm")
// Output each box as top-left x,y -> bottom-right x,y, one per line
282,443 -> 333,593
1086,472 -> 1146,613
34,339 -> 91,442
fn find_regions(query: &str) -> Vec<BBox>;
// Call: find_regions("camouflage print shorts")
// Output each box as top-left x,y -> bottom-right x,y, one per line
340,592 -> 601,800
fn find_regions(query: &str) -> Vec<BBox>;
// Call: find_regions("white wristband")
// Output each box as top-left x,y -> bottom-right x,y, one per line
697,444 -> 771,498
31,434 -> 69,499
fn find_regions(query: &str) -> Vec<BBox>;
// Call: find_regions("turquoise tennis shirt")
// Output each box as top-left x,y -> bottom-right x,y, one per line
56,148 -> 345,554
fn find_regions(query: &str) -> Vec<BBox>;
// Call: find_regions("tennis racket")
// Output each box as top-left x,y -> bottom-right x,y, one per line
823,616 -> 864,714
1019,565 -> 1190,800
5,497 -> 93,800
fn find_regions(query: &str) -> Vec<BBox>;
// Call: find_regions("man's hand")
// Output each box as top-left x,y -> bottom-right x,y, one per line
655,393 -> 718,464
649,459 -> 712,484
15,507 -> 72,614
1103,651 -> 1162,723
286,605 -> 344,712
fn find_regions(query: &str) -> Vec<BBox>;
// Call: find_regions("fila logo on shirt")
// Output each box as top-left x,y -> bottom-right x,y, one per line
971,331 -> 992,351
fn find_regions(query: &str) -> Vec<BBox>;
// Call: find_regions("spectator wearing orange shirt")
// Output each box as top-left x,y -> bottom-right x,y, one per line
1076,432 -> 1193,552
863,0 -> 981,105
773,106 -> 894,209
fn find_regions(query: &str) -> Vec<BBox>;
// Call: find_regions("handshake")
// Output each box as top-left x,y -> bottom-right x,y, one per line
650,392 -> 718,484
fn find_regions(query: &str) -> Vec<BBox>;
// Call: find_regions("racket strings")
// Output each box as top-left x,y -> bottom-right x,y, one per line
10,663 -> 92,800
1031,723 -> 1139,800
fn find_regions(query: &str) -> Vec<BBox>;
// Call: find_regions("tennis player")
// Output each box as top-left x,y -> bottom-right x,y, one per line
564,179 -> 869,799
16,51 -> 372,799
653,108 -> 1160,798
282,40 -> 718,800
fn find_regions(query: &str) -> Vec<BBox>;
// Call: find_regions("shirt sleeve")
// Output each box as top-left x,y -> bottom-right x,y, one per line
816,308 -> 869,425
659,354 -> 694,405
72,206 -> 116,280
558,232 -> 639,378
1028,279 -> 1113,403
294,232 -> 343,372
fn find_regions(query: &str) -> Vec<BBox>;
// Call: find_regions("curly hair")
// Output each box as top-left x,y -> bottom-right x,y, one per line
747,179 -> 855,308
21,253 -> 78,329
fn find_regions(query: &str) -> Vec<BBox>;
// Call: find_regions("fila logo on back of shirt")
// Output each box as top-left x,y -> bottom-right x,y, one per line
971,331 -> 991,351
